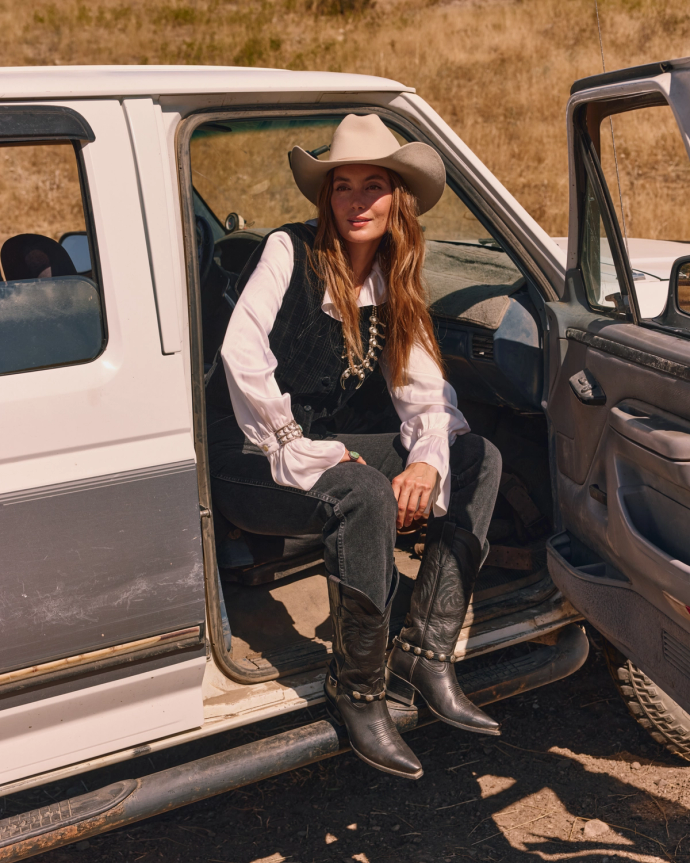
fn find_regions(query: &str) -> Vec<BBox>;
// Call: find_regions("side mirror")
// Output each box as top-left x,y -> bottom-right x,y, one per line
674,257 -> 690,316
225,213 -> 246,233
653,255 -> 690,330
59,231 -> 92,275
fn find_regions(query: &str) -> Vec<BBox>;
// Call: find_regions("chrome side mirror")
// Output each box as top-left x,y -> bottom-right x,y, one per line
59,231 -> 92,275
653,255 -> 690,330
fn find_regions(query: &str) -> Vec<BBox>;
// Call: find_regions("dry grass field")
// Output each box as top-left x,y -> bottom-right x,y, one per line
0,0 -> 689,238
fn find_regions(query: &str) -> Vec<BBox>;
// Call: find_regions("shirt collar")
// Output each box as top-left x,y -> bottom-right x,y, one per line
321,259 -> 388,320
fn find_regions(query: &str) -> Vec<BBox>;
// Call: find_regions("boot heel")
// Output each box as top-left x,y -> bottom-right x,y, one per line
324,693 -> 344,726
385,670 -> 419,706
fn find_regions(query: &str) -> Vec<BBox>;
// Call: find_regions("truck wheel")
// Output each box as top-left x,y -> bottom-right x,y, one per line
604,641 -> 690,762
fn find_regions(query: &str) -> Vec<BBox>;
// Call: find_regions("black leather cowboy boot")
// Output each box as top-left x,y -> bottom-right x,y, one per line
386,521 -> 500,736
325,571 -> 423,779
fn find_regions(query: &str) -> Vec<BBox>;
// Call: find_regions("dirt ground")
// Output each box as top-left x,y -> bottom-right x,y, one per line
8,629 -> 690,863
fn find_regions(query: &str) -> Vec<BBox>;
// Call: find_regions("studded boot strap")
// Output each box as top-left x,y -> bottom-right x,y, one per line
393,636 -> 460,663
328,671 -> 386,703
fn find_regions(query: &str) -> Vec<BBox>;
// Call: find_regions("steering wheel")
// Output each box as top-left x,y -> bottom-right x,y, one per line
195,215 -> 215,287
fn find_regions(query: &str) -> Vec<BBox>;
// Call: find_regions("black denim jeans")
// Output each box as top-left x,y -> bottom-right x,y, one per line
207,408 -> 502,611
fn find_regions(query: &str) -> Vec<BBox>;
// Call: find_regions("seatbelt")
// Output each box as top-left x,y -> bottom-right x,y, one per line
204,348 -> 221,388
204,274 -> 239,389
499,472 -> 550,539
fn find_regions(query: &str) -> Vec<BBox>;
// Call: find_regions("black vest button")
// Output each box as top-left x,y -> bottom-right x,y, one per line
321,377 -> 331,386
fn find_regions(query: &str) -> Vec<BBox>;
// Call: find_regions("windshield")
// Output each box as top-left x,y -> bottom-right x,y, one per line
189,115 -> 495,249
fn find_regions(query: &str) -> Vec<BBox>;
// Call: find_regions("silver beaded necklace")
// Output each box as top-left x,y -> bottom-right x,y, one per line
340,306 -> 386,389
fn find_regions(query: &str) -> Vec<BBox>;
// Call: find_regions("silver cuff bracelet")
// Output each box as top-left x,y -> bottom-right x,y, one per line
274,420 -> 303,446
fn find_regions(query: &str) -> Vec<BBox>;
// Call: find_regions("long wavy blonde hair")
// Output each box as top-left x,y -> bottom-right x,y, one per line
308,168 -> 443,389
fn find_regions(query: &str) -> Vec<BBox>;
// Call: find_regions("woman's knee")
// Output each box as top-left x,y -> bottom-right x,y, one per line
338,463 -> 398,526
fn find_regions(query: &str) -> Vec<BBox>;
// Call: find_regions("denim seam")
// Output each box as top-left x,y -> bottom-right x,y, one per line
211,473 -> 340,506
332,501 -> 347,582
448,473 -> 460,524
450,461 -> 482,488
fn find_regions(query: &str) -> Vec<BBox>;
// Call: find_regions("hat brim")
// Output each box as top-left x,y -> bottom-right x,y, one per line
290,141 -> 446,215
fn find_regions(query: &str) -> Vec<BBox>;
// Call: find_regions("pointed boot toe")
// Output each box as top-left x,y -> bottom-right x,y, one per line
387,648 -> 501,736
458,702 -> 500,736
326,679 -> 423,779
350,701 -> 424,779
346,700 -> 423,779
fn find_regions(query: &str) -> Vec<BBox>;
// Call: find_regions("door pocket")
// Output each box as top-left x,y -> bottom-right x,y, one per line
619,485 -> 690,569
547,531 -> 629,586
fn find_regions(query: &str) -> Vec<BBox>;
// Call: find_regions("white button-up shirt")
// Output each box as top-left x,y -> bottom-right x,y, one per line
220,230 -> 470,515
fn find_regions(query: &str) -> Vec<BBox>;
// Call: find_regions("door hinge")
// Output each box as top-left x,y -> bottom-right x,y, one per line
199,507 -> 212,519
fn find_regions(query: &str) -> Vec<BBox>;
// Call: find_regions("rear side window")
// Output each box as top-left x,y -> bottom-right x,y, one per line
0,141 -> 105,376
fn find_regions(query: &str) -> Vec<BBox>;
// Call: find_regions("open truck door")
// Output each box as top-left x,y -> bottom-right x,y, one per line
546,59 -> 690,756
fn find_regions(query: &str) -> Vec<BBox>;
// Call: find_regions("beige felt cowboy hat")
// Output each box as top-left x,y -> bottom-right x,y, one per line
290,113 -> 446,215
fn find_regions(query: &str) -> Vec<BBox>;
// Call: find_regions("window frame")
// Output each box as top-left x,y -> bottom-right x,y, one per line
576,128 -> 641,324
573,93 -> 690,338
0,114 -> 108,377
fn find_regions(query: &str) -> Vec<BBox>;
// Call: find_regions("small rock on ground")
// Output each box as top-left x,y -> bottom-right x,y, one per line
583,818 -> 610,838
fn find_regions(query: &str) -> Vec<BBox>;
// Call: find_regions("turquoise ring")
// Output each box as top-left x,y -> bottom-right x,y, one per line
348,451 -> 360,461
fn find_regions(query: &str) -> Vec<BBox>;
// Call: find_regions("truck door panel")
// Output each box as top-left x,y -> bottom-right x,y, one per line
0,462 -> 202,672
546,71 -> 690,711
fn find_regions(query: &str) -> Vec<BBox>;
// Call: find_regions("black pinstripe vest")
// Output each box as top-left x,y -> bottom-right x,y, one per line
205,223 -> 381,436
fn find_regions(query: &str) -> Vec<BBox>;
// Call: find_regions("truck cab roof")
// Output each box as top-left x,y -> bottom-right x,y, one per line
0,65 -> 414,99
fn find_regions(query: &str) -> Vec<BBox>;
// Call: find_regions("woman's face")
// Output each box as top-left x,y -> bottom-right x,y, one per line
330,164 -> 393,246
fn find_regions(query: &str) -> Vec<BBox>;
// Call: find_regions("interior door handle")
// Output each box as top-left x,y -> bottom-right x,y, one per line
610,401 -> 690,459
569,368 -> 606,405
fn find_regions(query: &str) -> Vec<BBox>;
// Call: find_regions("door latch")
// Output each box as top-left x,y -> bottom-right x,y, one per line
569,368 -> 606,406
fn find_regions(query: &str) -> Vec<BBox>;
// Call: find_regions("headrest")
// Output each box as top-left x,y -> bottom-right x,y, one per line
1,233 -> 77,281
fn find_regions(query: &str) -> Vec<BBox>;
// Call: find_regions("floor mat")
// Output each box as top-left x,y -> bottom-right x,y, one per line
222,545 -> 548,677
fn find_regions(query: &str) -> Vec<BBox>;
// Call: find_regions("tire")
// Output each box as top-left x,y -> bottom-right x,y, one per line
604,641 -> 690,762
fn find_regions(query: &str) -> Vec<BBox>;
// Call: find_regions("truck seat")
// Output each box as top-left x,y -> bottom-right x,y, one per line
216,526 -> 323,586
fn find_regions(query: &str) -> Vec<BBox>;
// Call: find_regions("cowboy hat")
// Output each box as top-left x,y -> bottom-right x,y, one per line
289,113 -> 446,215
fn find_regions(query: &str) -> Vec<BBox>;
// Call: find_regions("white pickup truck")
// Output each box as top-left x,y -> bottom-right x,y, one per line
2,59 -> 690,858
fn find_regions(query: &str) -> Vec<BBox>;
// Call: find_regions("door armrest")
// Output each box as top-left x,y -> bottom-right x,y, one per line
610,400 -> 690,460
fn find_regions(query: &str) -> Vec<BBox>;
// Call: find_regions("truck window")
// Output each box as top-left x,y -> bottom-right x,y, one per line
581,101 -> 690,321
0,141 -> 105,375
190,114 -> 523,323
190,116 -> 341,231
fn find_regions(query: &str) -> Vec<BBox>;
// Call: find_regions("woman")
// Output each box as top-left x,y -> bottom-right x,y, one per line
205,114 -> 502,780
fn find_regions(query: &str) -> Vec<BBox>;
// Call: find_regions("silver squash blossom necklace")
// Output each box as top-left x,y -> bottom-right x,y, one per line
340,306 -> 386,389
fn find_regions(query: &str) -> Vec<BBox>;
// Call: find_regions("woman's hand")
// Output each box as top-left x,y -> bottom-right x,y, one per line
391,462 -> 438,530
339,448 -> 367,465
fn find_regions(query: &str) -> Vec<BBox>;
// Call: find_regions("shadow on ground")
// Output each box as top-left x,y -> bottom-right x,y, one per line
6,629 -> 689,863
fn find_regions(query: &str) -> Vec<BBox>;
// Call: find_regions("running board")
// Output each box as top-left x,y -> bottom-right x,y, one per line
1,624 -> 587,861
